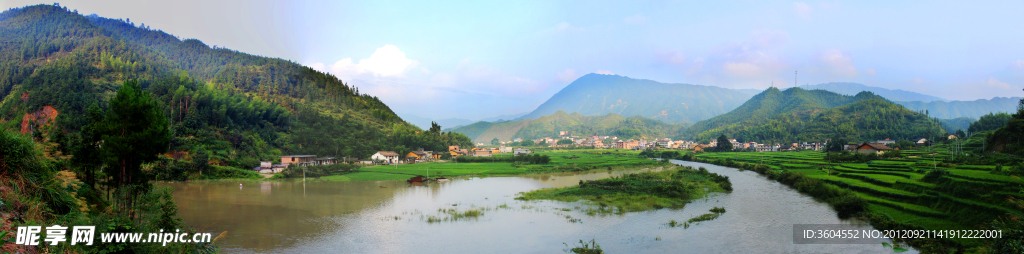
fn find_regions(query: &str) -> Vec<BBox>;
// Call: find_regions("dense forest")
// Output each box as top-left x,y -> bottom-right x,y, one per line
685,87 -> 946,143
0,5 -> 473,169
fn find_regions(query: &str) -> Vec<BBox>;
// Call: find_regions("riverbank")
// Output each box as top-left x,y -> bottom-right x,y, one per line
674,150 -> 1023,253
516,165 -> 732,214
312,150 -> 664,182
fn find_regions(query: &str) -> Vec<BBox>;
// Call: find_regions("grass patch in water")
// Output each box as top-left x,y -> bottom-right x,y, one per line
424,208 -> 485,223
516,166 -> 731,213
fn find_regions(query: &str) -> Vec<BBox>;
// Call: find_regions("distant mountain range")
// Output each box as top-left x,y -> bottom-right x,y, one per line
806,82 -> 947,102
516,74 -> 759,124
449,110 -> 685,143
404,112 -> 527,130
685,88 -> 944,143
896,97 -> 1022,119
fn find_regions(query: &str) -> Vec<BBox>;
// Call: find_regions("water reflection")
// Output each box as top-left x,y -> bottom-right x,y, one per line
165,164 -> 911,253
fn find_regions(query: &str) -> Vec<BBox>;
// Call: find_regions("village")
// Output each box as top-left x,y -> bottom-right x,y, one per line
252,130 -> 945,174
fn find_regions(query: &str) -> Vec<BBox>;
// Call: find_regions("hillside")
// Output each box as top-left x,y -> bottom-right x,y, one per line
896,97 -> 1021,119
807,82 -> 946,102
0,5 -> 472,169
685,87 -> 945,143
450,110 -> 685,143
517,74 -> 758,124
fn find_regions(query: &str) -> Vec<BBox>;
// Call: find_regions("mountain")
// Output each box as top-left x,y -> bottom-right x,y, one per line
937,117 -> 975,133
0,5 -> 473,168
517,74 -> 759,124
404,111 -> 526,130
806,82 -> 946,102
685,87 -> 945,143
896,97 -> 1022,119
449,110 -> 685,143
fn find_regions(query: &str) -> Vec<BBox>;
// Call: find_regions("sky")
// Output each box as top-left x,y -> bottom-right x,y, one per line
3,0 -> 1024,121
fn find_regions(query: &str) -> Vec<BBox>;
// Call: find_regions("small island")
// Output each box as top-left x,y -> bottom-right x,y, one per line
516,166 -> 732,213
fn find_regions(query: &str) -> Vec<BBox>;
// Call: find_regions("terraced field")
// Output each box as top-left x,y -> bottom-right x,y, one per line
684,150 -> 1023,251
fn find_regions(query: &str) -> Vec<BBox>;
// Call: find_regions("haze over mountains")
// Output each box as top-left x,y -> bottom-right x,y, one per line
517,74 -> 760,124
448,74 -> 1017,142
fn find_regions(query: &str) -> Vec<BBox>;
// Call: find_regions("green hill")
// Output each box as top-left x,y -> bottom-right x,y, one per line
450,110 -> 685,143
0,5 -> 472,168
685,87 -> 945,143
518,73 -> 758,124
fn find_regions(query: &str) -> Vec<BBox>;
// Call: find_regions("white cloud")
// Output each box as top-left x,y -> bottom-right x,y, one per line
819,49 -> 858,77
656,50 -> 686,65
723,62 -> 763,77
595,70 -> 614,75
311,45 -> 419,80
557,69 -> 579,83
864,68 -> 877,76
793,2 -> 813,19
1014,60 -> 1024,69
623,14 -> 648,24
987,77 -> 1011,89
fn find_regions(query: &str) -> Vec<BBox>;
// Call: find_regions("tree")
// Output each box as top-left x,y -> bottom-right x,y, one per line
716,134 -> 732,152
557,139 -> 574,145
192,147 -> 209,175
826,137 -> 847,152
429,121 -> 442,134
491,138 -> 500,145
521,139 -> 535,146
955,129 -> 966,138
97,79 -> 170,207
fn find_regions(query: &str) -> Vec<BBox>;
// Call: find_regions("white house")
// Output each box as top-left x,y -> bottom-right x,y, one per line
370,151 -> 401,165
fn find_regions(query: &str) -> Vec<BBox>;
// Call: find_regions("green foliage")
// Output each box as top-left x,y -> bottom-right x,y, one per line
557,139 -> 573,145
970,112 -> 1011,133
564,239 -> 603,254
937,117 -> 975,134
450,110 -> 686,143
492,137 -> 500,145
96,79 -> 170,189
716,134 -> 733,152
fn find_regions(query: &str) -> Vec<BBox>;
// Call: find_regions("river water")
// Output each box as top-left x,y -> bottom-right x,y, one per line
165,160 -> 912,253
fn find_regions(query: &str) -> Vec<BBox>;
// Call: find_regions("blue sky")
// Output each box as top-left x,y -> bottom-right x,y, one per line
4,0 -> 1024,121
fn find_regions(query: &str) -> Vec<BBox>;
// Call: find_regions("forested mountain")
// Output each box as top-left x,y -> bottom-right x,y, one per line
450,110 -> 685,143
0,5 -> 472,168
517,74 -> 758,124
806,82 -> 946,102
684,87 -> 945,143
896,97 -> 1022,119
937,117 -> 975,133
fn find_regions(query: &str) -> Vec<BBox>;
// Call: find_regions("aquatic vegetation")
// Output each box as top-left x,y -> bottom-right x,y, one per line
564,239 -> 603,254
516,166 -> 731,213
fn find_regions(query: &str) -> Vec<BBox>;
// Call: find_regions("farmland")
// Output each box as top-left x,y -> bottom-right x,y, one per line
317,149 -> 660,182
677,148 -> 1023,252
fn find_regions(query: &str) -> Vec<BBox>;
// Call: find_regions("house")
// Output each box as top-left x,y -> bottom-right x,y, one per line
281,155 -> 316,167
314,157 -> 337,165
371,151 -> 401,164
915,138 -> 928,145
448,145 -> 460,152
474,149 -> 492,157
259,161 -> 272,170
514,148 -> 532,155
876,138 -> 896,145
856,143 -> 892,155
499,146 -> 513,153
405,150 -> 428,162
947,134 -> 958,140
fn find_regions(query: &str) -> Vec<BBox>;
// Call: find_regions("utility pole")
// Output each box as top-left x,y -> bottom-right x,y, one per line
795,71 -> 798,88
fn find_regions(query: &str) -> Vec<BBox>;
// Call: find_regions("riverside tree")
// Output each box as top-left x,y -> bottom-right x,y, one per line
96,79 -> 170,209
716,134 -> 732,152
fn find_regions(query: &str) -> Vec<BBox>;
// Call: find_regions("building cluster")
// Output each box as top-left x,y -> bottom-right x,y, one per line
254,155 -> 338,173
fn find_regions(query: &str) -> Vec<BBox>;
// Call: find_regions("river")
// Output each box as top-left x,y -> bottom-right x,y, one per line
164,160 -> 912,253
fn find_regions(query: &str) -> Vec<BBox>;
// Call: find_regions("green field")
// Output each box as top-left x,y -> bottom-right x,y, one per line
317,149 -> 660,182
680,150 -> 1023,252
